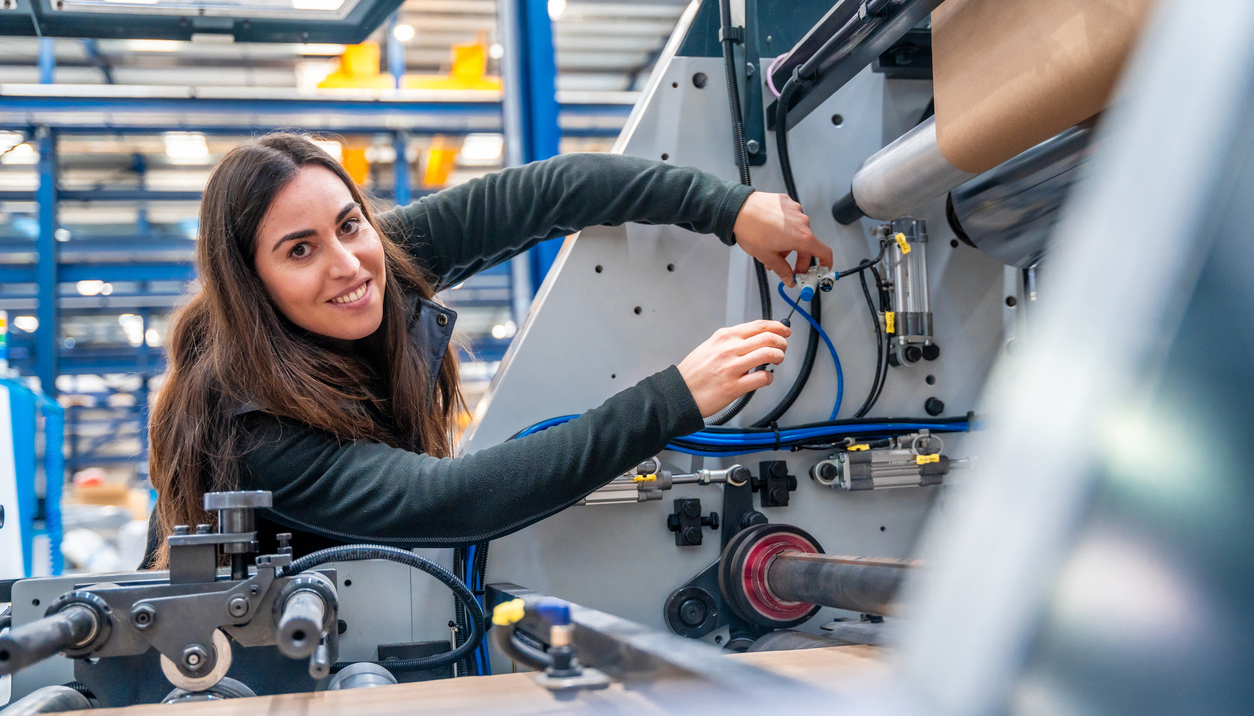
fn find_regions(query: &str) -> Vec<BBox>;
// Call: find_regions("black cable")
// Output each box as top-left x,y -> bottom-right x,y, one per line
707,0 -> 772,427
451,547 -> 472,676
853,268 -> 884,418
279,545 -> 483,673
491,625 -> 552,671
868,264 -> 890,407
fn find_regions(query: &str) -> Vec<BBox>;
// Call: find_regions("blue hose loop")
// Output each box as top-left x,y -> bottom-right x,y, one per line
776,282 -> 842,420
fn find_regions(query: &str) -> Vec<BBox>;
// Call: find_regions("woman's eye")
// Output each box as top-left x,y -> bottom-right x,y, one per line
290,242 -> 311,259
341,218 -> 360,234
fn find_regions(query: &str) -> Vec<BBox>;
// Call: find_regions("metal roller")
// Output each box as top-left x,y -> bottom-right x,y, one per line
832,117 -> 976,224
719,524 -> 916,628
0,604 -> 101,676
948,120 -> 1096,268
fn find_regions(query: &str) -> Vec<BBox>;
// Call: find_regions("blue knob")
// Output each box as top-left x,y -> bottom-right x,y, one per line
799,286 -> 814,301
534,597 -> 572,626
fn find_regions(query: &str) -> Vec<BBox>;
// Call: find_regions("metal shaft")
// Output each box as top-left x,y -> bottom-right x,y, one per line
276,590 -> 326,659
765,553 -> 915,616
0,606 -> 97,675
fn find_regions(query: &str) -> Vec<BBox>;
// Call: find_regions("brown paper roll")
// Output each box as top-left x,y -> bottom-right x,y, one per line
932,0 -> 1157,174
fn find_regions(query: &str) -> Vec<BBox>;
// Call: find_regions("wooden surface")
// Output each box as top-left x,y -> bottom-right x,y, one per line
61,645 -> 887,715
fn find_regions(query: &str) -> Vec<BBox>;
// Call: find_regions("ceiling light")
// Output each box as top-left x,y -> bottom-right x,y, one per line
145,328 -> 161,347
0,131 -> 23,152
311,139 -> 343,161
460,134 -> 504,165
392,23 -> 414,43
13,316 -> 38,333
547,0 -> 565,21
163,132 -> 209,164
491,321 -> 517,339
54,228 -> 71,242
127,40 -> 181,52
488,42 -> 504,59
1,143 -> 38,165
76,280 -> 106,297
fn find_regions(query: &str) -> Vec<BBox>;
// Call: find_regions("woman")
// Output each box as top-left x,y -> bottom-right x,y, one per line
143,133 -> 830,567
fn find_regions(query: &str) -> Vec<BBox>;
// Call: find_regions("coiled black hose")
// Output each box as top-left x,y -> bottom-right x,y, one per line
279,545 -> 483,673
491,625 -> 553,671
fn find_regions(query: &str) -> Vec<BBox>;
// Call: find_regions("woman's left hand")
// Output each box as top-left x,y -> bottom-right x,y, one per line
732,191 -> 833,287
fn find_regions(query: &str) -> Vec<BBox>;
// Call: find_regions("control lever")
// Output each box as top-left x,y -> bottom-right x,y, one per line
0,602 -> 103,675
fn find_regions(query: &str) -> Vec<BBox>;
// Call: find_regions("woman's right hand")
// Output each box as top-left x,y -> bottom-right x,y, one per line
677,321 -> 790,418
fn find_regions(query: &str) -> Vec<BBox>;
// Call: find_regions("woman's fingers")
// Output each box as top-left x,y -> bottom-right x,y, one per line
723,320 -> 791,340
735,330 -> 789,355
739,367 -> 774,392
732,346 -> 786,373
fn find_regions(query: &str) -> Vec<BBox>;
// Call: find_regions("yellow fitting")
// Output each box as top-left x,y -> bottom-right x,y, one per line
916,454 -> 941,465
847,444 -> 869,452
633,474 -> 658,483
885,311 -> 896,334
894,232 -> 911,254
492,598 -> 526,626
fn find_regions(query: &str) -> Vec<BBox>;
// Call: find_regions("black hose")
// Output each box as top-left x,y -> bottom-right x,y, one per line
451,547 -> 471,676
707,0 -> 772,427
852,268 -> 884,418
280,545 -> 483,673
491,625 -> 553,671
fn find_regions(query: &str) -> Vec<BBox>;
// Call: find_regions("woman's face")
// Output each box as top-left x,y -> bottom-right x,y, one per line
254,165 -> 386,341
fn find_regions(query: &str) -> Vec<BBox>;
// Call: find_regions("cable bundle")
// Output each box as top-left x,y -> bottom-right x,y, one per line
513,415 -> 971,457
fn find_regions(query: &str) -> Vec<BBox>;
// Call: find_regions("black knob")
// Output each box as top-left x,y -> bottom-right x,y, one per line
903,345 -> 923,364
679,598 -> 707,627
921,343 -> 940,361
815,462 -> 838,481
925,397 -> 945,416
739,511 -> 768,530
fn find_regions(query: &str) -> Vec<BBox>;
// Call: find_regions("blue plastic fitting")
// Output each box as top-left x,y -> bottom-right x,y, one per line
799,286 -> 815,301
533,597 -> 572,626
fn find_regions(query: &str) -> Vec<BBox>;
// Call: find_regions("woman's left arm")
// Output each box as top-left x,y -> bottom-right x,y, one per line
379,153 -> 830,290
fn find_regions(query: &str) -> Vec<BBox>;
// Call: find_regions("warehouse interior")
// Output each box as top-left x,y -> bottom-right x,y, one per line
0,0 -> 1249,714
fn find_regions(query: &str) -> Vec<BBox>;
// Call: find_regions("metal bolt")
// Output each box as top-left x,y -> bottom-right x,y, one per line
172,525 -> 190,535
183,645 -> 208,671
196,524 -> 212,534
249,585 -> 260,596
746,61 -> 756,77
131,604 -> 156,630
228,596 -> 249,618
746,139 -> 760,154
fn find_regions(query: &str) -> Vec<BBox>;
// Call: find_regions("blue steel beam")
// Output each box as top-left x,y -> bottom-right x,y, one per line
392,130 -> 411,206
35,128 -> 58,396
0,263 -> 195,283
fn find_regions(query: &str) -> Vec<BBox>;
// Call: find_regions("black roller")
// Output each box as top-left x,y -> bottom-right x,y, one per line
766,553 -> 913,617
0,606 -> 98,675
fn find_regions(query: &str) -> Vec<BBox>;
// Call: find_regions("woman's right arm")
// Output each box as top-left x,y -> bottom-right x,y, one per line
237,321 -> 787,546
239,365 -> 700,546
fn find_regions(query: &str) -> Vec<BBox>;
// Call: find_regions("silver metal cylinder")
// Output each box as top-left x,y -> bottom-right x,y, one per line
327,662 -> 398,690
948,121 -> 1095,268
765,553 -> 915,616
0,685 -> 92,714
851,117 -> 977,221
276,590 -> 326,659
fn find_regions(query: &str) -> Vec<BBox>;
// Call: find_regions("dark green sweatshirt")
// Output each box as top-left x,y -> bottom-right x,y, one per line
145,153 -> 753,563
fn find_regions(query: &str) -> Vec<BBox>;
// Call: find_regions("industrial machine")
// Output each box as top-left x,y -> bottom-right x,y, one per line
3,0 -> 1253,713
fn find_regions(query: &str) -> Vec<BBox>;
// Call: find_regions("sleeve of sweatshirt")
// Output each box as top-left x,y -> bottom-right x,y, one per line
377,152 -> 754,290
235,365 -> 703,546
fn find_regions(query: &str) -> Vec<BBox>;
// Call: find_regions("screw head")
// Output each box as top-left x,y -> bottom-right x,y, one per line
183,645 -> 208,671
228,596 -> 249,618
131,604 -> 156,630
746,139 -> 760,154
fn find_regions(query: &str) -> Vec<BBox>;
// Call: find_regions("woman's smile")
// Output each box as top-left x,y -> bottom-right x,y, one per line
330,279 -> 372,306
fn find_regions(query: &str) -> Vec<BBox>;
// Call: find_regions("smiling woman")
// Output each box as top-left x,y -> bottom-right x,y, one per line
143,132 -> 826,567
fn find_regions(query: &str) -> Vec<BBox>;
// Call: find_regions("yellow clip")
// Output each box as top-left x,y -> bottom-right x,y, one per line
916,454 -> 941,465
492,598 -> 527,626
633,474 -> 658,483
894,232 -> 911,254
885,311 -> 896,334
847,444 -> 869,452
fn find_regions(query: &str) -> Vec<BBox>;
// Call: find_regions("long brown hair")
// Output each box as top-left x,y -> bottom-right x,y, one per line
148,133 -> 462,567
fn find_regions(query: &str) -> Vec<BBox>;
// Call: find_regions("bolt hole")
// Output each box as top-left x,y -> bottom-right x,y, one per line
0,650 -> 9,661
343,579 -> 352,587
31,599 -> 39,607
666,263 -> 675,272
950,239 -> 959,248
1005,296 -> 1018,307
831,114 -> 844,127
880,526 -> 886,532
661,153 -> 669,161
611,374 -> 616,379
594,265 -> 603,273
671,81 -> 678,88
292,630 -> 306,642
633,306 -> 642,315
925,374 -> 935,385
714,635 -> 723,644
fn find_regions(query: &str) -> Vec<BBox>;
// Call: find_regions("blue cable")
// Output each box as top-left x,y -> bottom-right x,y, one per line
776,282 -> 842,420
